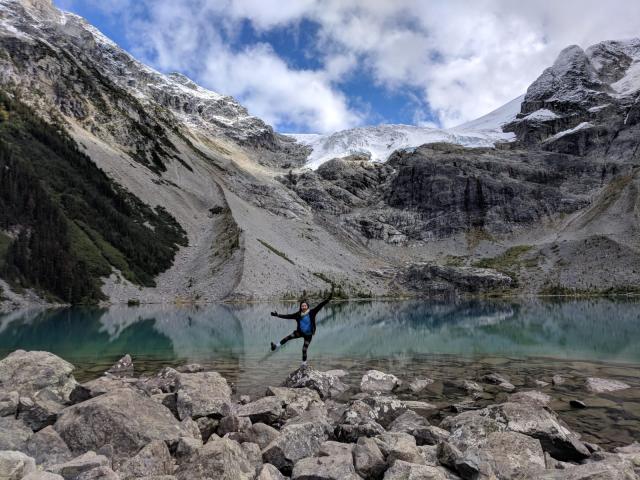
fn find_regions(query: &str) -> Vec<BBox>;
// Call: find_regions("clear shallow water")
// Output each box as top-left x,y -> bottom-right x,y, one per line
1,298 -> 639,447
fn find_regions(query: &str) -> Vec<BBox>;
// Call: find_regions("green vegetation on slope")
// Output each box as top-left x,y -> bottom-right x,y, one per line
0,90 -> 187,303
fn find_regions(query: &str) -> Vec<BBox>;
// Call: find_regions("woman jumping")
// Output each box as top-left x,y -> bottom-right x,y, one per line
270,291 -> 333,367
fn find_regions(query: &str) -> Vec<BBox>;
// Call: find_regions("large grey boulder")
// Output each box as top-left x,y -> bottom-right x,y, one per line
54,388 -> 196,460
0,416 -> 32,450
262,421 -> 328,474
360,396 -> 408,428
266,386 -> 323,418
360,370 -> 400,394
335,400 -> 386,442
291,455 -> 361,480
354,437 -> 386,480
117,441 -> 174,479
25,426 -> 73,467
318,441 -> 354,459
374,432 -> 425,466
47,451 -> 110,480
383,460 -> 448,480
585,377 -> 631,393
175,372 -> 232,420
282,368 -> 348,399
441,402 -> 590,462
241,442 -> 262,477
228,422 -> 281,449
0,351 -> 77,403
0,450 -> 36,480
388,410 -> 430,436
175,437 -> 254,480
18,392 -> 65,431
138,368 -> 180,395
236,396 -> 284,425
442,431 -> 546,480
71,376 -> 140,403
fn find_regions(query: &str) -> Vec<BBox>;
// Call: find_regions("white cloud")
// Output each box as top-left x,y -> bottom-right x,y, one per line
61,0 -> 640,130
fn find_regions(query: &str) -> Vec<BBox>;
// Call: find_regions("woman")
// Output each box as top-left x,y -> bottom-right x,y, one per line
270,291 -> 333,367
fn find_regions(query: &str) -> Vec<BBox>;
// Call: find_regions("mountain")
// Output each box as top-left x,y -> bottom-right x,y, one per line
1,0 -> 640,308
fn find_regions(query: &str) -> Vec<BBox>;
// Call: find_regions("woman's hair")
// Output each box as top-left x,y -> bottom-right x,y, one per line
299,299 -> 309,310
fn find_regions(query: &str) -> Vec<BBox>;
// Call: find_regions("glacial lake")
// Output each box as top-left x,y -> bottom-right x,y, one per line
1,298 -> 639,448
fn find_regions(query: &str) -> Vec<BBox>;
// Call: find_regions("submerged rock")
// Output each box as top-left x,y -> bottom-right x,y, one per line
585,377 -> 631,393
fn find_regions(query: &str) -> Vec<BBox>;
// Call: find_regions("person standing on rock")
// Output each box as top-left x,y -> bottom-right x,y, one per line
270,290 -> 333,367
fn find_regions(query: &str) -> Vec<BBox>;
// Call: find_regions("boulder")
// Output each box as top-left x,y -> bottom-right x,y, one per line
25,426 -> 73,467
262,421 -> 328,474
195,417 -> 218,443
388,410 -> 430,435
360,370 -> 400,394
414,426 -> 451,446
334,400 -> 385,443
218,415 -> 252,436
54,388 -> 196,460
75,466 -> 119,480
174,436 -> 202,460
452,431 -> 546,480
360,396 -> 407,428
175,372 -> 232,420
441,402 -> 590,462
282,368 -> 348,400
257,463 -> 287,480
437,442 -> 478,478
105,355 -> 134,378
0,450 -> 36,480
117,441 -> 174,479
408,378 -> 435,394
458,380 -> 483,393
374,432 -> 425,466
552,375 -> 565,387
228,422 -> 281,450
241,442 -> 262,476
240,395 -> 251,405
383,460 -> 448,480
266,387 -> 323,418
403,400 -> 438,417
291,455 -> 360,480
175,437 -> 254,480
508,390 -> 552,407
0,390 -> 19,417
47,451 -> 110,480
18,393 -> 64,431
73,376 -> 140,401
139,368 -> 180,395
318,441 -> 354,458
418,445 -> 439,466
0,351 -> 77,403
23,473 -> 65,480
585,377 -> 631,393
0,416 -> 32,450
236,397 -> 284,425
354,437 -> 386,480
481,373 -> 515,392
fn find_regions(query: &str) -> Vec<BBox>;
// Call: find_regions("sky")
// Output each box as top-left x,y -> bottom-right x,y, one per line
54,0 -> 640,134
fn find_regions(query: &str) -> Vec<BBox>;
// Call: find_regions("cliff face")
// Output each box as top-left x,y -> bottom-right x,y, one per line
1,0 -> 640,306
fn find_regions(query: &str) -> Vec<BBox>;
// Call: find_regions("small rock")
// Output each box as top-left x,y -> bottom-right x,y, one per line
585,377 -> 631,393
282,367 -> 348,399
229,422 -> 281,449
374,432 -> 425,465
383,460 -> 448,480
334,400 -> 385,442
174,436 -> 202,460
414,425 -> 451,446
291,455 -> 360,480
570,399 -> 587,409
354,436 -> 386,479
118,440 -> 174,479
105,355 -> 133,377
139,367 -> 180,395
324,369 -> 348,378
26,426 -> 73,467
195,417 -> 219,443
409,378 -> 435,393
0,390 -> 19,417
0,450 -> 36,480
218,415 -> 252,436
240,395 -> 251,405
47,451 -> 110,480
18,393 -> 63,431
256,463 -> 286,480
481,373 -> 510,385
535,380 -> 550,388
509,390 -> 552,406
552,375 -> 565,386
236,396 -> 284,425
458,380 -> 483,393
403,400 -> 438,417
0,416 -> 33,450
360,370 -> 401,393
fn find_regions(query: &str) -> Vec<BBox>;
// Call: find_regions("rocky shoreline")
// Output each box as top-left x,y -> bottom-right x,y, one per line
0,350 -> 638,479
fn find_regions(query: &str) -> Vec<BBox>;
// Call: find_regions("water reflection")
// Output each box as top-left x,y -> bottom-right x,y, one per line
1,299 -> 639,370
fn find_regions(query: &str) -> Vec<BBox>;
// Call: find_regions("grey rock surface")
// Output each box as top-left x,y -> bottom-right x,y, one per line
175,372 -> 232,420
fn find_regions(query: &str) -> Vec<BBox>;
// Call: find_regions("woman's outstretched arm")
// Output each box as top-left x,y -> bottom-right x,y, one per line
271,310 -> 298,319
311,290 -> 334,315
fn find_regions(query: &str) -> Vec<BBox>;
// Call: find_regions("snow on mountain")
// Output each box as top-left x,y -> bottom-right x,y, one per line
289,95 -> 521,169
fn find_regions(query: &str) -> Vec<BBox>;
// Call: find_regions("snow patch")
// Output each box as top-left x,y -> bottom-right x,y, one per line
544,122 -> 593,142
523,109 -> 558,121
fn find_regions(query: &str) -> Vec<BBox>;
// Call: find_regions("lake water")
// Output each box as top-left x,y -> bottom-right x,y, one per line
1,298 -> 639,448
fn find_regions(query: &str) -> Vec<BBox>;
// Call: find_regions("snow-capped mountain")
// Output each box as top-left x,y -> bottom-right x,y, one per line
288,95 -> 522,169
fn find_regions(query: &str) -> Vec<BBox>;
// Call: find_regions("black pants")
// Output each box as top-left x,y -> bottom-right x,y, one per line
280,330 -> 313,361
